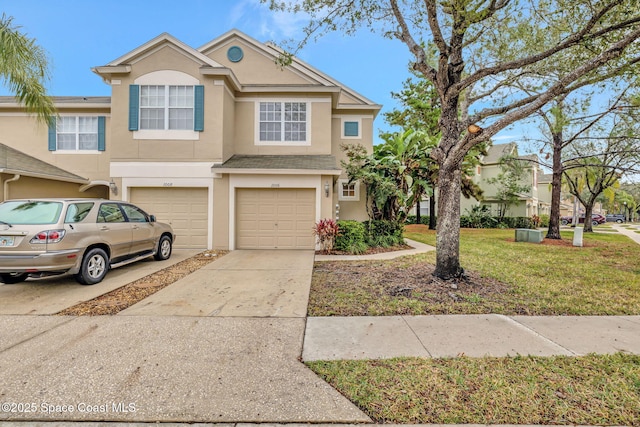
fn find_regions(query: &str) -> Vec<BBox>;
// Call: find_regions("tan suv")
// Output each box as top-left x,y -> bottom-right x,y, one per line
0,199 -> 174,285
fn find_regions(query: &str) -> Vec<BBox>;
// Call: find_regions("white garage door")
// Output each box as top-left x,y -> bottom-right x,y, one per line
130,187 -> 208,249
236,188 -> 316,249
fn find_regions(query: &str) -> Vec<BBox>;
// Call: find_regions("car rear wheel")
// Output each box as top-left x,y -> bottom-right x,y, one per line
154,235 -> 172,261
75,248 -> 109,285
592,220 -> 598,226
0,273 -> 28,284
561,219 -> 569,226
616,219 -> 623,223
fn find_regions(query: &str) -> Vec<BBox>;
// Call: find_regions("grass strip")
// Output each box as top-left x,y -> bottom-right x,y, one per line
308,353 -> 640,425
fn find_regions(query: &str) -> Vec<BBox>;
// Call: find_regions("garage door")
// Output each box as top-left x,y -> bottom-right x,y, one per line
236,188 -> 315,249
130,187 -> 208,249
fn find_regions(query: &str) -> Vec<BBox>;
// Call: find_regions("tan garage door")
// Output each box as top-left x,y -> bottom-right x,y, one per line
130,187 -> 208,249
236,188 -> 315,249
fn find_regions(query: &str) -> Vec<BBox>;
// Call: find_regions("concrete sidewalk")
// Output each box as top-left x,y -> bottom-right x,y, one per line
609,222 -> 640,245
303,314 -> 640,361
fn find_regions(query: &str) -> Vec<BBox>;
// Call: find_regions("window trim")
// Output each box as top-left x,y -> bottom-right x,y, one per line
48,115 -> 106,153
129,70 -> 203,140
254,100 -> 311,146
338,179 -> 360,201
342,118 -> 361,139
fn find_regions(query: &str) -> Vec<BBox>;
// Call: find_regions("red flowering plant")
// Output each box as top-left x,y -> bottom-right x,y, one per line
313,218 -> 339,253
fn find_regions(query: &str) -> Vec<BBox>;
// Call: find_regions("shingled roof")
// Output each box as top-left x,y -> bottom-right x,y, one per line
0,143 -> 88,183
212,155 -> 341,174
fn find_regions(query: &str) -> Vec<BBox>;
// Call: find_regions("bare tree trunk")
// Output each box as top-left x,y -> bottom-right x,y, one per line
434,164 -> 463,279
416,199 -> 421,224
583,203 -> 594,232
546,132 -> 563,239
429,190 -> 437,230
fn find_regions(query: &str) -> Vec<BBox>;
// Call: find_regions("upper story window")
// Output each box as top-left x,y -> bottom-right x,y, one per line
140,85 -> 194,130
343,119 -> 360,139
129,70 -> 204,140
48,116 -> 105,152
257,101 -> 309,145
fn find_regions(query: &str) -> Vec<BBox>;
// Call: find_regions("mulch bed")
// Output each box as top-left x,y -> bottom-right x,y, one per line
315,244 -> 412,256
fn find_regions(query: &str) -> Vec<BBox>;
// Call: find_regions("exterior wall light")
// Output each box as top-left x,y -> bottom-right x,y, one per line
324,181 -> 330,197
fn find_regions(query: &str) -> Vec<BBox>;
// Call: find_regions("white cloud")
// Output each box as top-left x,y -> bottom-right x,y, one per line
226,0 -> 308,42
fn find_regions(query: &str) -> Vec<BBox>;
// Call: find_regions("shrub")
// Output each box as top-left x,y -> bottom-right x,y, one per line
335,220 -> 368,253
405,215 -> 433,226
364,220 -> 404,247
313,218 -> 339,253
496,217 -> 535,228
462,206 -> 498,228
539,214 -> 550,227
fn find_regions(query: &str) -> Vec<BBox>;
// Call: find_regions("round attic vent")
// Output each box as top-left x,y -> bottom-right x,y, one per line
227,46 -> 244,63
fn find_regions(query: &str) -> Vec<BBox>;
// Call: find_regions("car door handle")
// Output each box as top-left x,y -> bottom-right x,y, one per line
100,226 -> 109,231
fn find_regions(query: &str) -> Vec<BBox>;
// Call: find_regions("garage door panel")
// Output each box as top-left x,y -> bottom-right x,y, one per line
236,188 -> 315,249
130,187 -> 208,249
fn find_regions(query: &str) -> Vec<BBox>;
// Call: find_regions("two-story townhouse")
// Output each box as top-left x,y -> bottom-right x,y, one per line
460,142 -> 542,217
0,97 -> 111,200
0,30 -> 381,250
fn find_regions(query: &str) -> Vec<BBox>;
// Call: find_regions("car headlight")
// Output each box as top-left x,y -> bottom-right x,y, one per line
30,229 -> 66,244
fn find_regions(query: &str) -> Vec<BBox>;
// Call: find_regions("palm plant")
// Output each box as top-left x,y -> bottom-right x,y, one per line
0,14 -> 55,123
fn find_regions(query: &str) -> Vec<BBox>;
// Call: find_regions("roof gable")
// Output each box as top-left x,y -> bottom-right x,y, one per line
94,33 -> 225,72
199,29 -> 380,110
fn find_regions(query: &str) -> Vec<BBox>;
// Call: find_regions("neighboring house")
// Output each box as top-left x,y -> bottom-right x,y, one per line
460,142 -> 542,217
0,30 -> 381,250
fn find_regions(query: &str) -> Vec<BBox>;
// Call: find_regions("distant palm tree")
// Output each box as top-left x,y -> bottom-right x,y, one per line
0,14 -> 55,123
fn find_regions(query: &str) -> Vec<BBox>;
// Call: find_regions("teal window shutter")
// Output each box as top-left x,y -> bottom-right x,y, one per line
129,85 -> 139,131
48,117 -> 57,151
194,85 -> 204,131
344,121 -> 359,137
98,116 -> 106,151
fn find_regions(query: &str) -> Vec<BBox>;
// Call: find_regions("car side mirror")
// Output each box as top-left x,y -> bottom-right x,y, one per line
149,215 -> 156,223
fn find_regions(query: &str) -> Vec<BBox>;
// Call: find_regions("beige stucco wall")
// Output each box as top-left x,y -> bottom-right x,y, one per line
202,38 -> 311,86
0,113 -> 111,182
108,45 -> 223,163
212,175 -> 230,250
232,96 -> 333,155
1,174 -> 107,201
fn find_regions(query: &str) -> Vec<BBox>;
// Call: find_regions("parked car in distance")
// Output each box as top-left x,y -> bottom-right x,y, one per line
0,199 -> 174,285
605,214 -> 625,223
560,213 -> 606,226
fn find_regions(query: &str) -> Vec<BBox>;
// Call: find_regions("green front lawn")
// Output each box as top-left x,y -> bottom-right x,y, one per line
308,353 -> 640,425
308,227 -> 640,425
309,227 -> 640,315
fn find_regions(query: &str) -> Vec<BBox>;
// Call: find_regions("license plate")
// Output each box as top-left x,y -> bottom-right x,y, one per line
0,236 -> 15,247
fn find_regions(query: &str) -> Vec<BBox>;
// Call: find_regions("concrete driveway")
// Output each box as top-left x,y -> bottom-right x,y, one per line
0,250 -> 199,315
120,250 -> 314,317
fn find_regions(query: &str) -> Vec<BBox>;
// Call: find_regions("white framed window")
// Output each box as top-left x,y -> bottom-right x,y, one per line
140,85 -> 194,130
342,118 -> 361,139
51,116 -> 105,152
257,101 -> 309,145
338,179 -> 360,201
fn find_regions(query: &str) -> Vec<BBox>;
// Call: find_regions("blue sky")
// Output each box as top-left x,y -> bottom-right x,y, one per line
1,0 -> 420,142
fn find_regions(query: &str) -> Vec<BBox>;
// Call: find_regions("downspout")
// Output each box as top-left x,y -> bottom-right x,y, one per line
3,174 -> 21,201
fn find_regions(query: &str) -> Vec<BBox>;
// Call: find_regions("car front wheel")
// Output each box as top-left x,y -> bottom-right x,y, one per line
616,219 -> 623,223
154,235 -> 172,261
561,219 -> 569,226
0,273 -> 28,284
75,248 -> 109,285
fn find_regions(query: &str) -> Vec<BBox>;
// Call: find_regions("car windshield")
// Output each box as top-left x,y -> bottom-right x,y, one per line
0,201 -> 63,225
